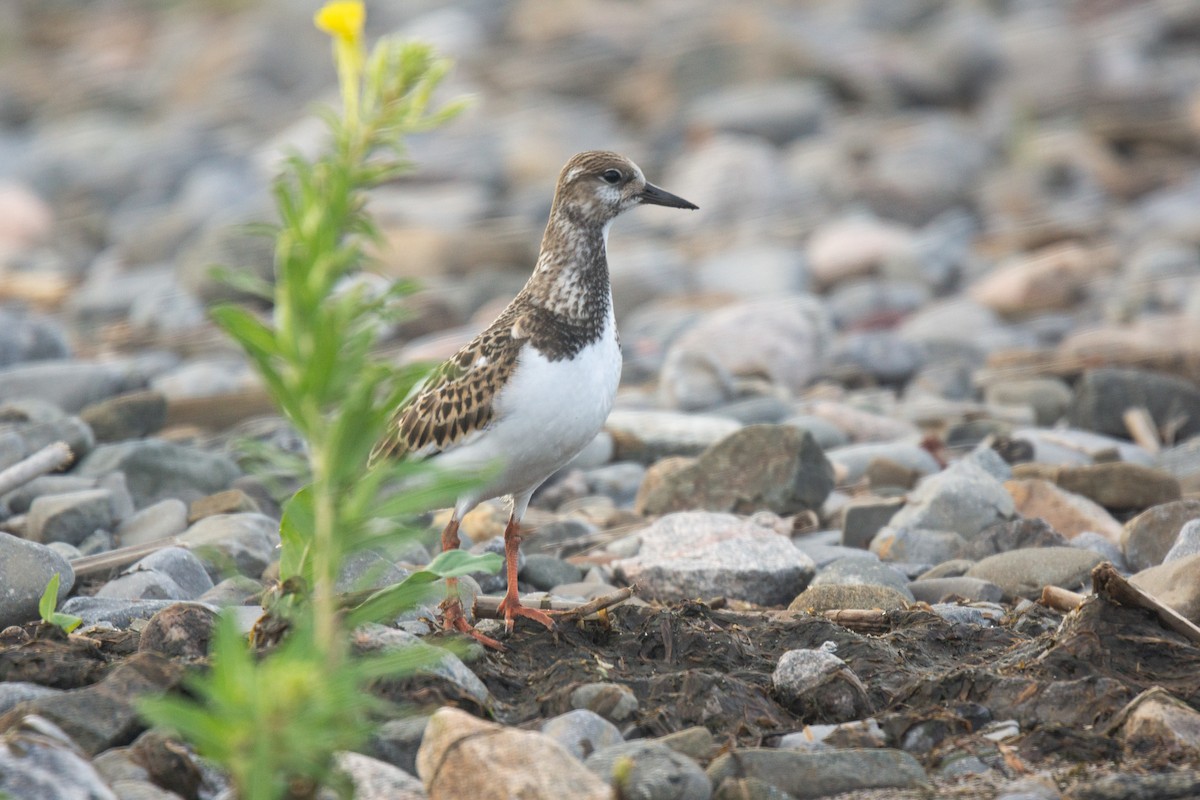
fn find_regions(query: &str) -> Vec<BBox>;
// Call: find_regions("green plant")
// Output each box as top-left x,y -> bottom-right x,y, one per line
139,3 -> 498,798
38,573 -> 81,634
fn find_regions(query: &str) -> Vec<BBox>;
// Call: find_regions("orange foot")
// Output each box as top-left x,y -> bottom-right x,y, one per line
440,596 -> 505,651
496,594 -> 558,634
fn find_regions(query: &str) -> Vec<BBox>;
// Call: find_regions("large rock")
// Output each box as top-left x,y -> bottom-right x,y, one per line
76,440 -> 240,508
0,359 -> 150,413
886,450 -> 1014,540
606,410 -> 741,464
1004,479 -> 1123,543
614,512 -> 815,606
965,547 -> 1105,599
635,426 -> 834,517
788,584 -> 910,613
1121,499 -> 1200,572
586,740 -> 711,800
416,707 -> 611,800
1129,554 -> 1200,624
1069,368 -> 1200,442
706,748 -> 927,798
26,489 -> 119,546
0,533 -> 73,628
1010,462 -> 1180,511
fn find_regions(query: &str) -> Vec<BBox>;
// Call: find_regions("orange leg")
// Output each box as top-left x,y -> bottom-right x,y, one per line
495,514 -> 557,633
437,516 -> 504,650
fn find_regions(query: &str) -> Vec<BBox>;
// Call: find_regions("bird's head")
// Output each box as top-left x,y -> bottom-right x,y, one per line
551,151 -> 697,224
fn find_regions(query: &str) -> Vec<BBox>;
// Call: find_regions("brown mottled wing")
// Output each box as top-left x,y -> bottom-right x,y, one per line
371,308 -> 527,463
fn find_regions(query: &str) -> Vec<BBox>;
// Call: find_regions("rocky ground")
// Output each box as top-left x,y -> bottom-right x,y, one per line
4,0 -> 1200,798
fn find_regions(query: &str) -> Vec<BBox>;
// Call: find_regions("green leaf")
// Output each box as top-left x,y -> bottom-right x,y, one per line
424,548 -> 503,578
344,550 -> 500,627
38,572 -> 60,623
280,486 -> 316,582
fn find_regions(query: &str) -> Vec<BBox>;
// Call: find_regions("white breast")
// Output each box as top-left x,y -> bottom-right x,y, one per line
434,303 -> 622,508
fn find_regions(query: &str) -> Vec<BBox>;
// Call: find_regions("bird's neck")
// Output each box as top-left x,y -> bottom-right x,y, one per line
524,206 -> 612,320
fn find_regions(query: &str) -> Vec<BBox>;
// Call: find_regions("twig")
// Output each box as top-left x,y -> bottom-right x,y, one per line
1040,584 -> 1087,613
0,442 -> 74,497
473,587 -> 634,621
1092,562 -> 1200,645
1123,407 -> 1161,454
820,608 -> 893,634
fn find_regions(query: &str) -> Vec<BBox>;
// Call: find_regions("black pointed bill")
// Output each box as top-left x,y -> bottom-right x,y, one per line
639,182 -> 698,210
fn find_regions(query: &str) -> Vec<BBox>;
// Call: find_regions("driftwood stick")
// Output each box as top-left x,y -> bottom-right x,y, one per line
0,442 -> 73,497
1092,561 -> 1200,645
1040,584 -> 1087,613
1123,406 -> 1161,453
820,608 -> 893,634
474,587 -> 634,621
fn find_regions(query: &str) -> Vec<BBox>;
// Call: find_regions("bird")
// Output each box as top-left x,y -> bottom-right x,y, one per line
371,150 -> 697,648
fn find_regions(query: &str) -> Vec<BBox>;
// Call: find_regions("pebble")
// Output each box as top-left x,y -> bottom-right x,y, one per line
606,409 -> 741,463
706,748 -> 928,798
570,682 -> 640,724
115,499 -> 189,548
809,556 -> 914,600
908,577 -> 1005,604
887,451 -> 1015,540
336,751 -> 426,800
0,532 -> 74,628
1004,479 -> 1123,543
417,707 -> 611,800
1011,462 -> 1181,512
586,740 -> 712,800
0,716 -> 118,800
1116,688 -> 1200,754
76,439 -> 241,509
1128,553 -> 1200,624
1122,499 -> 1200,571
1069,368 -> 1200,442
178,513 -> 281,579
788,584 -> 911,613
540,709 -> 624,761
983,378 -> 1073,427
0,360 -> 152,414
369,715 -> 430,777
520,553 -> 583,591
355,625 -> 490,705
137,602 -> 218,659
613,512 -> 816,606
771,646 -> 870,722
79,390 -> 168,444
59,598 -> 204,630
100,547 -> 213,601
634,425 -> 834,517
960,517 -> 1068,561
870,527 -> 967,566
824,442 -> 940,485
964,547 -> 1105,600
1164,518 -> 1200,563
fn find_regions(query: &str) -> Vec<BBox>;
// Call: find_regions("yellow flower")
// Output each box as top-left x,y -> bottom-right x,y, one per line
314,1 -> 364,45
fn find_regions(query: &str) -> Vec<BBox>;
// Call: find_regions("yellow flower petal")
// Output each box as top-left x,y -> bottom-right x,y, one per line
314,1 -> 365,43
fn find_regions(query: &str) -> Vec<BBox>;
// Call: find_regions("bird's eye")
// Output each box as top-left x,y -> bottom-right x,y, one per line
601,169 -> 623,185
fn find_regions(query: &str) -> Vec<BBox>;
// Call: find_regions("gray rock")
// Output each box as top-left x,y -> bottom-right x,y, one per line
570,682 -> 639,723
582,462 -> 646,506
0,717 -> 118,800
103,547 -> 214,601
520,554 -> 583,591
336,549 -> 409,594
0,532 -> 73,628
355,624 -> 490,705
95,571 -> 189,602
586,740 -> 712,800
25,489 -> 116,546
0,310 -> 70,367
826,278 -> 932,331
870,527 -> 967,566
780,415 -> 849,450
115,499 -> 189,548
59,597 -> 188,629
984,378 -> 1073,426
827,332 -> 926,386
541,709 -> 624,761
76,439 -> 241,508
776,719 -> 887,752
688,80 -> 828,145
613,512 -> 816,606
2,475 -> 98,515
1069,531 -> 1127,571
908,577 -> 1004,604
965,547 -> 1105,600
197,576 -> 263,607
607,409 -> 742,464
772,647 -> 870,722
0,683 -> 64,716
1069,368 -> 1200,442
1122,499 -> 1200,572
693,245 -> 809,299
369,715 -> 430,777
1165,519 -> 1200,563
810,556 -> 914,600
178,513 -> 281,578
0,359 -> 150,413
1129,553 -> 1200,624
707,748 -> 928,798
961,517 -> 1068,560
79,390 -> 167,443
793,542 -> 878,570
705,396 -> 794,426
825,443 -> 941,485
929,603 -> 1005,627
1015,427 -> 1154,467
335,750 -> 425,800
636,425 -> 834,517
919,559 -> 975,579
886,454 -> 1015,540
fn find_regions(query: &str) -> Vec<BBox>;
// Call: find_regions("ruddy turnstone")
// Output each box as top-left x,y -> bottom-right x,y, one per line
372,151 -> 696,648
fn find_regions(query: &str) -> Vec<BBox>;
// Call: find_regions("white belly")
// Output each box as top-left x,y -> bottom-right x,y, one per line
436,315 -> 622,511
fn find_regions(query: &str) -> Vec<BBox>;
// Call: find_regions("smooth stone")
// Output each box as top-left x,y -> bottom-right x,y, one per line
369,715 -> 430,777
655,727 -> 715,761
1164,519 -> 1200,563
841,497 -> 904,550
137,602 -> 218,659
197,576 -> 263,608
1117,688 -> 1200,754
0,359 -> 151,413
705,396 -> 794,426
0,683 -> 64,716
807,216 -> 916,290
825,278 -> 931,331
1068,532 -> 1128,572
908,577 -> 1004,604
780,415 -> 849,450
984,378 -> 1073,426
416,707 -> 611,800
0,308 -> 68,367
581,462 -> 646,507
772,647 -> 869,722
0,717 -> 118,800
335,751 -> 426,800
1011,462 -> 1181,512
825,442 -> 940,485
178,513 -> 281,579
964,548 -> 1105,600
1129,554 -> 1200,624
79,390 -> 167,443
887,451 -> 1015,539
100,548 -> 214,602
115,499 -> 189,548
960,518 -> 1069,560
1122,500 -> 1200,571
793,543 -> 878,570
635,425 -> 834,517
810,556 -> 914,601
613,512 -> 816,606
1,475 -> 97,515
707,748 -> 928,798
585,740 -> 712,800
570,682 -> 639,723
336,549 -> 409,594
355,625 -> 489,705
970,243 -> 1095,316
76,439 -> 241,508
919,559 -> 975,579
59,598 -> 192,629
870,527 -> 966,566
693,245 -> 809,298
540,709 -> 624,762
520,554 -> 583,592
929,604 -> 1004,627
26,489 -> 118,546
788,584 -> 910,613
657,296 -> 831,410
0,532 -> 73,628
1004,479 -> 1123,543
1069,368 -> 1200,442
712,777 -> 793,800
0,652 -> 184,756
606,409 -> 741,464
188,489 -> 261,521
95,571 -> 189,602
688,80 -> 828,145
1013,427 -> 1154,467
827,331 -> 926,386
